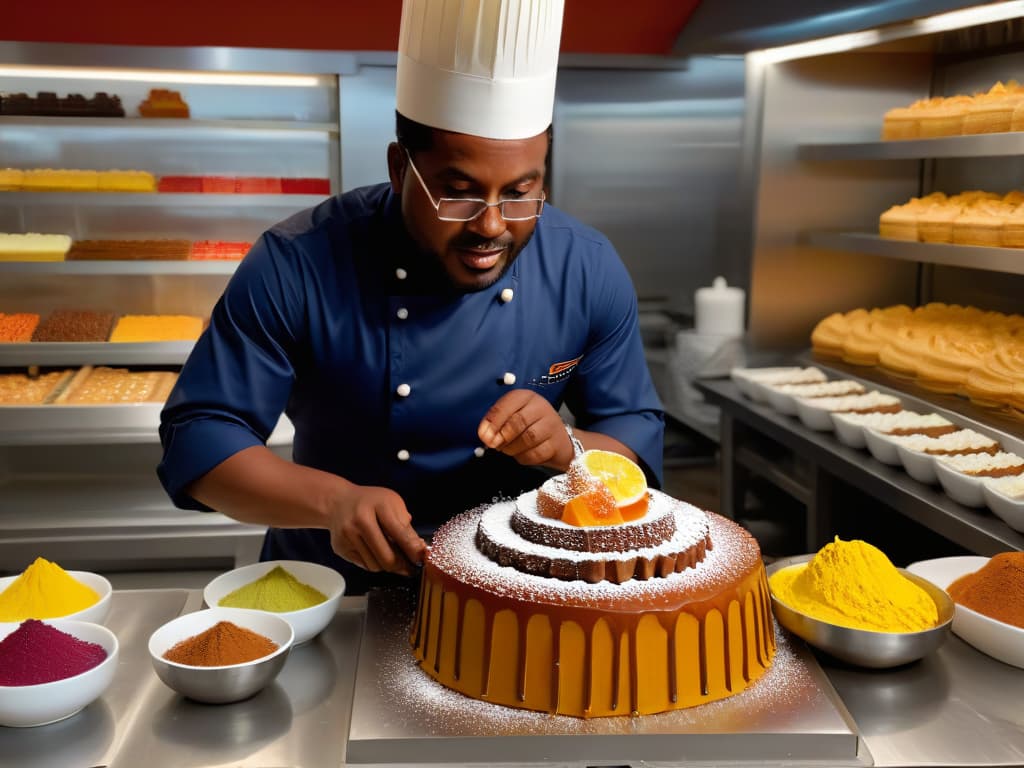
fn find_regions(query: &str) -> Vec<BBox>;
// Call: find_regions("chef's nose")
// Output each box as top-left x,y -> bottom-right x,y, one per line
467,202 -> 507,240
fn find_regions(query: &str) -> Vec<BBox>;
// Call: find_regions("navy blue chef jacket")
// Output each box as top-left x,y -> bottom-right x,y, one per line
158,183 -> 664,593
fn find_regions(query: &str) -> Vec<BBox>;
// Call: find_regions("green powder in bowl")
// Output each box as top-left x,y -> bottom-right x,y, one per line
218,566 -> 327,612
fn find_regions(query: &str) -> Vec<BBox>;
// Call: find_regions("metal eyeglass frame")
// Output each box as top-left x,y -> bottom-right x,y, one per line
404,149 -> 545,222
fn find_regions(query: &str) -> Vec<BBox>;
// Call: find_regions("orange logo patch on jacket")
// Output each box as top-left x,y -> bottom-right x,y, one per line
531,355 -> 583,386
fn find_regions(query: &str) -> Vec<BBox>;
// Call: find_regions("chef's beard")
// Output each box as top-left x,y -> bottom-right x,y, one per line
435,228 -> 536,294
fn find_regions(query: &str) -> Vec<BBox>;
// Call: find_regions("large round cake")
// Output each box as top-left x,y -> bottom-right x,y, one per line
410,451 -> 775,718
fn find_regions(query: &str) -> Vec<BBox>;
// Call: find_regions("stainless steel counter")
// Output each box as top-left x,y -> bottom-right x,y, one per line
3,589 -> 1023,767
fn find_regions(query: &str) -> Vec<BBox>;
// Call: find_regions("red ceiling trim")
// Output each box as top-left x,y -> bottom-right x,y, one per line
4,1 -> 699,56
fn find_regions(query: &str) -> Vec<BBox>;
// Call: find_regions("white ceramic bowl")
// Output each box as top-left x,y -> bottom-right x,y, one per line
0,619 -> 118,727
831,412 -> 870,449
0,570 -> 112,625
794,398 -> 839,431
766,386 -> 802,415
730,366 -> 826,403
982,478 -> 1024,533
897,444 -> 939,485
933,459 -> 987,508
148,607 -> 294,704
863,428 -> 905,466
203,560 -> 345,645
906,556 -> 1024,670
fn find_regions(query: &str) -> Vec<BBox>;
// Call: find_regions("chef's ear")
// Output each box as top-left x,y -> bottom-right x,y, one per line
387,142 -> 406,194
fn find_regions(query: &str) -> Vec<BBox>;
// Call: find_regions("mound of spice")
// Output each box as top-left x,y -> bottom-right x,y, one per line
947,552 -> 1024,629
163,621 -> 278,667
0,619 -> 108,685
218,566 -> 327,612
769,537 -> 939,632
0,557 -> 100,621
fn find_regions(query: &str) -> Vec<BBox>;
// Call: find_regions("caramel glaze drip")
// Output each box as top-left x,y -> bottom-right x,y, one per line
412,563 -> 774,717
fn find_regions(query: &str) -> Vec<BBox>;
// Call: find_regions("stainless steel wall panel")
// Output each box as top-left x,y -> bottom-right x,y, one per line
746,51 -> 932,348
551,58 -> 746,308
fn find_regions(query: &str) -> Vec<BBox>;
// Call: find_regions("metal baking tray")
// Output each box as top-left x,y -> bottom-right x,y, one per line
347,588 -> 866,766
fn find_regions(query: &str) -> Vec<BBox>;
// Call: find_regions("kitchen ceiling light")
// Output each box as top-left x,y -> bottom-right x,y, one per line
0,65 -> 321,87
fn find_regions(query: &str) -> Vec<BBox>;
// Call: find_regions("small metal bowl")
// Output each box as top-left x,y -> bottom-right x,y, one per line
766,554 -> 954,668
148,608 -> 294,704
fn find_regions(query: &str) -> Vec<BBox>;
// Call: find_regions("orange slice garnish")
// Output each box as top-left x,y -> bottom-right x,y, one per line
575,449 -> 648,508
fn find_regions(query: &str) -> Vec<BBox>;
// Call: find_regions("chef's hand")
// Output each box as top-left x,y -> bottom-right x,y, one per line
327,484 -> 427,575
478,389 -> 575,470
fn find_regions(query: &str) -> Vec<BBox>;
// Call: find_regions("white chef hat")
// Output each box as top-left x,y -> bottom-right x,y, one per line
396,0 -> 565,140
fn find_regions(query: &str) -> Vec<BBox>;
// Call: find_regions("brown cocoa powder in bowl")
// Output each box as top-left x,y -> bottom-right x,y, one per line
163,621 -> 278,666
948,552 -> 1024,629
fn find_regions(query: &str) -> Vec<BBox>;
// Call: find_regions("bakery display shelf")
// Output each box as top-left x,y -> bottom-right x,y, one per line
698,376 -> 1024,556
0,192 -> 327,208
0,115 -> 337,134
0,477 -> 262,535
0,341 -> 194,366
806,231 -> 1024,276
0,260 -> 239,276
798,131 -> 1024,161
0,407 -> 295,446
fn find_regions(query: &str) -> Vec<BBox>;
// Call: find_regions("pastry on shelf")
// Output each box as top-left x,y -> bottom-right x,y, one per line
0,369 -> 75,404
31,310 -> 116,342
108,314 -> 204,342
235,177 -> 282,194
914,328 -> 999,394
0,91 -> 124,117
52,366 -> 179,404
963,81 -> 1024,134
917,95 -> 972,138
878,192 -> 946,241
952,199 -> 1016,247
0,233 -> 71,261
97,170 -> 156,193
964,343 -> 1024,409
157,176 -> 203,193
66,240 -> 190,261
882,97 -> 941,140
188,241 -> 250,260
811,308 -> 867,359
21,169 -> 100,192
281,178 -> 331,195
841,304 -> 912,366
0,313 -> 41,342
0,169 -> 24,190
138,88 -> 190,118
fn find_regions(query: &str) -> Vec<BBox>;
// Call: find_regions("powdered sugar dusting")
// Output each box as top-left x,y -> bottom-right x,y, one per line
427,491 -> 760,610
838,410 -> 951,430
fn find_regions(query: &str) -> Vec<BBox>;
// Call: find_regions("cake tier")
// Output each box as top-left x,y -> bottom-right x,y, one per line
511,489 -> 675,553
414,508 -> 775,717
478,489 -> 709,584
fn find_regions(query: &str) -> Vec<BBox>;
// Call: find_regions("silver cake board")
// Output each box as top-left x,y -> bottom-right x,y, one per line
345,588 -> 868,766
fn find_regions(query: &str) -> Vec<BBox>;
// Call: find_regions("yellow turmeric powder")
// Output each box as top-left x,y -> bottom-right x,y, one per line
0,557 -> 100,621
769,537 -> 938,632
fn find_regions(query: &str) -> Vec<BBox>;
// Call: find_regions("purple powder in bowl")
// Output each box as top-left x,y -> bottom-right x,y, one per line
0,619 -> 108,686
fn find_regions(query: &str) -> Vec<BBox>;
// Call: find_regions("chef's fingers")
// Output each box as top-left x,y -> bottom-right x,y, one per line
379,507 -> 428,568
349,527 -> 385,573
477,389 -> 539,449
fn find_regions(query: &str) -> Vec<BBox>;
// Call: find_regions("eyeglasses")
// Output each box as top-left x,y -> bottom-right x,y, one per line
404,150 -> 545,222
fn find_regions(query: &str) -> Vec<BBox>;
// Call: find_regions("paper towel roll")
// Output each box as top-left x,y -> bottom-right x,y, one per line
695,276 -> 745,336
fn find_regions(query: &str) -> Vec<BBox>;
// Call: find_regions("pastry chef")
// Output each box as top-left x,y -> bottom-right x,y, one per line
157,0 -> 664,594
